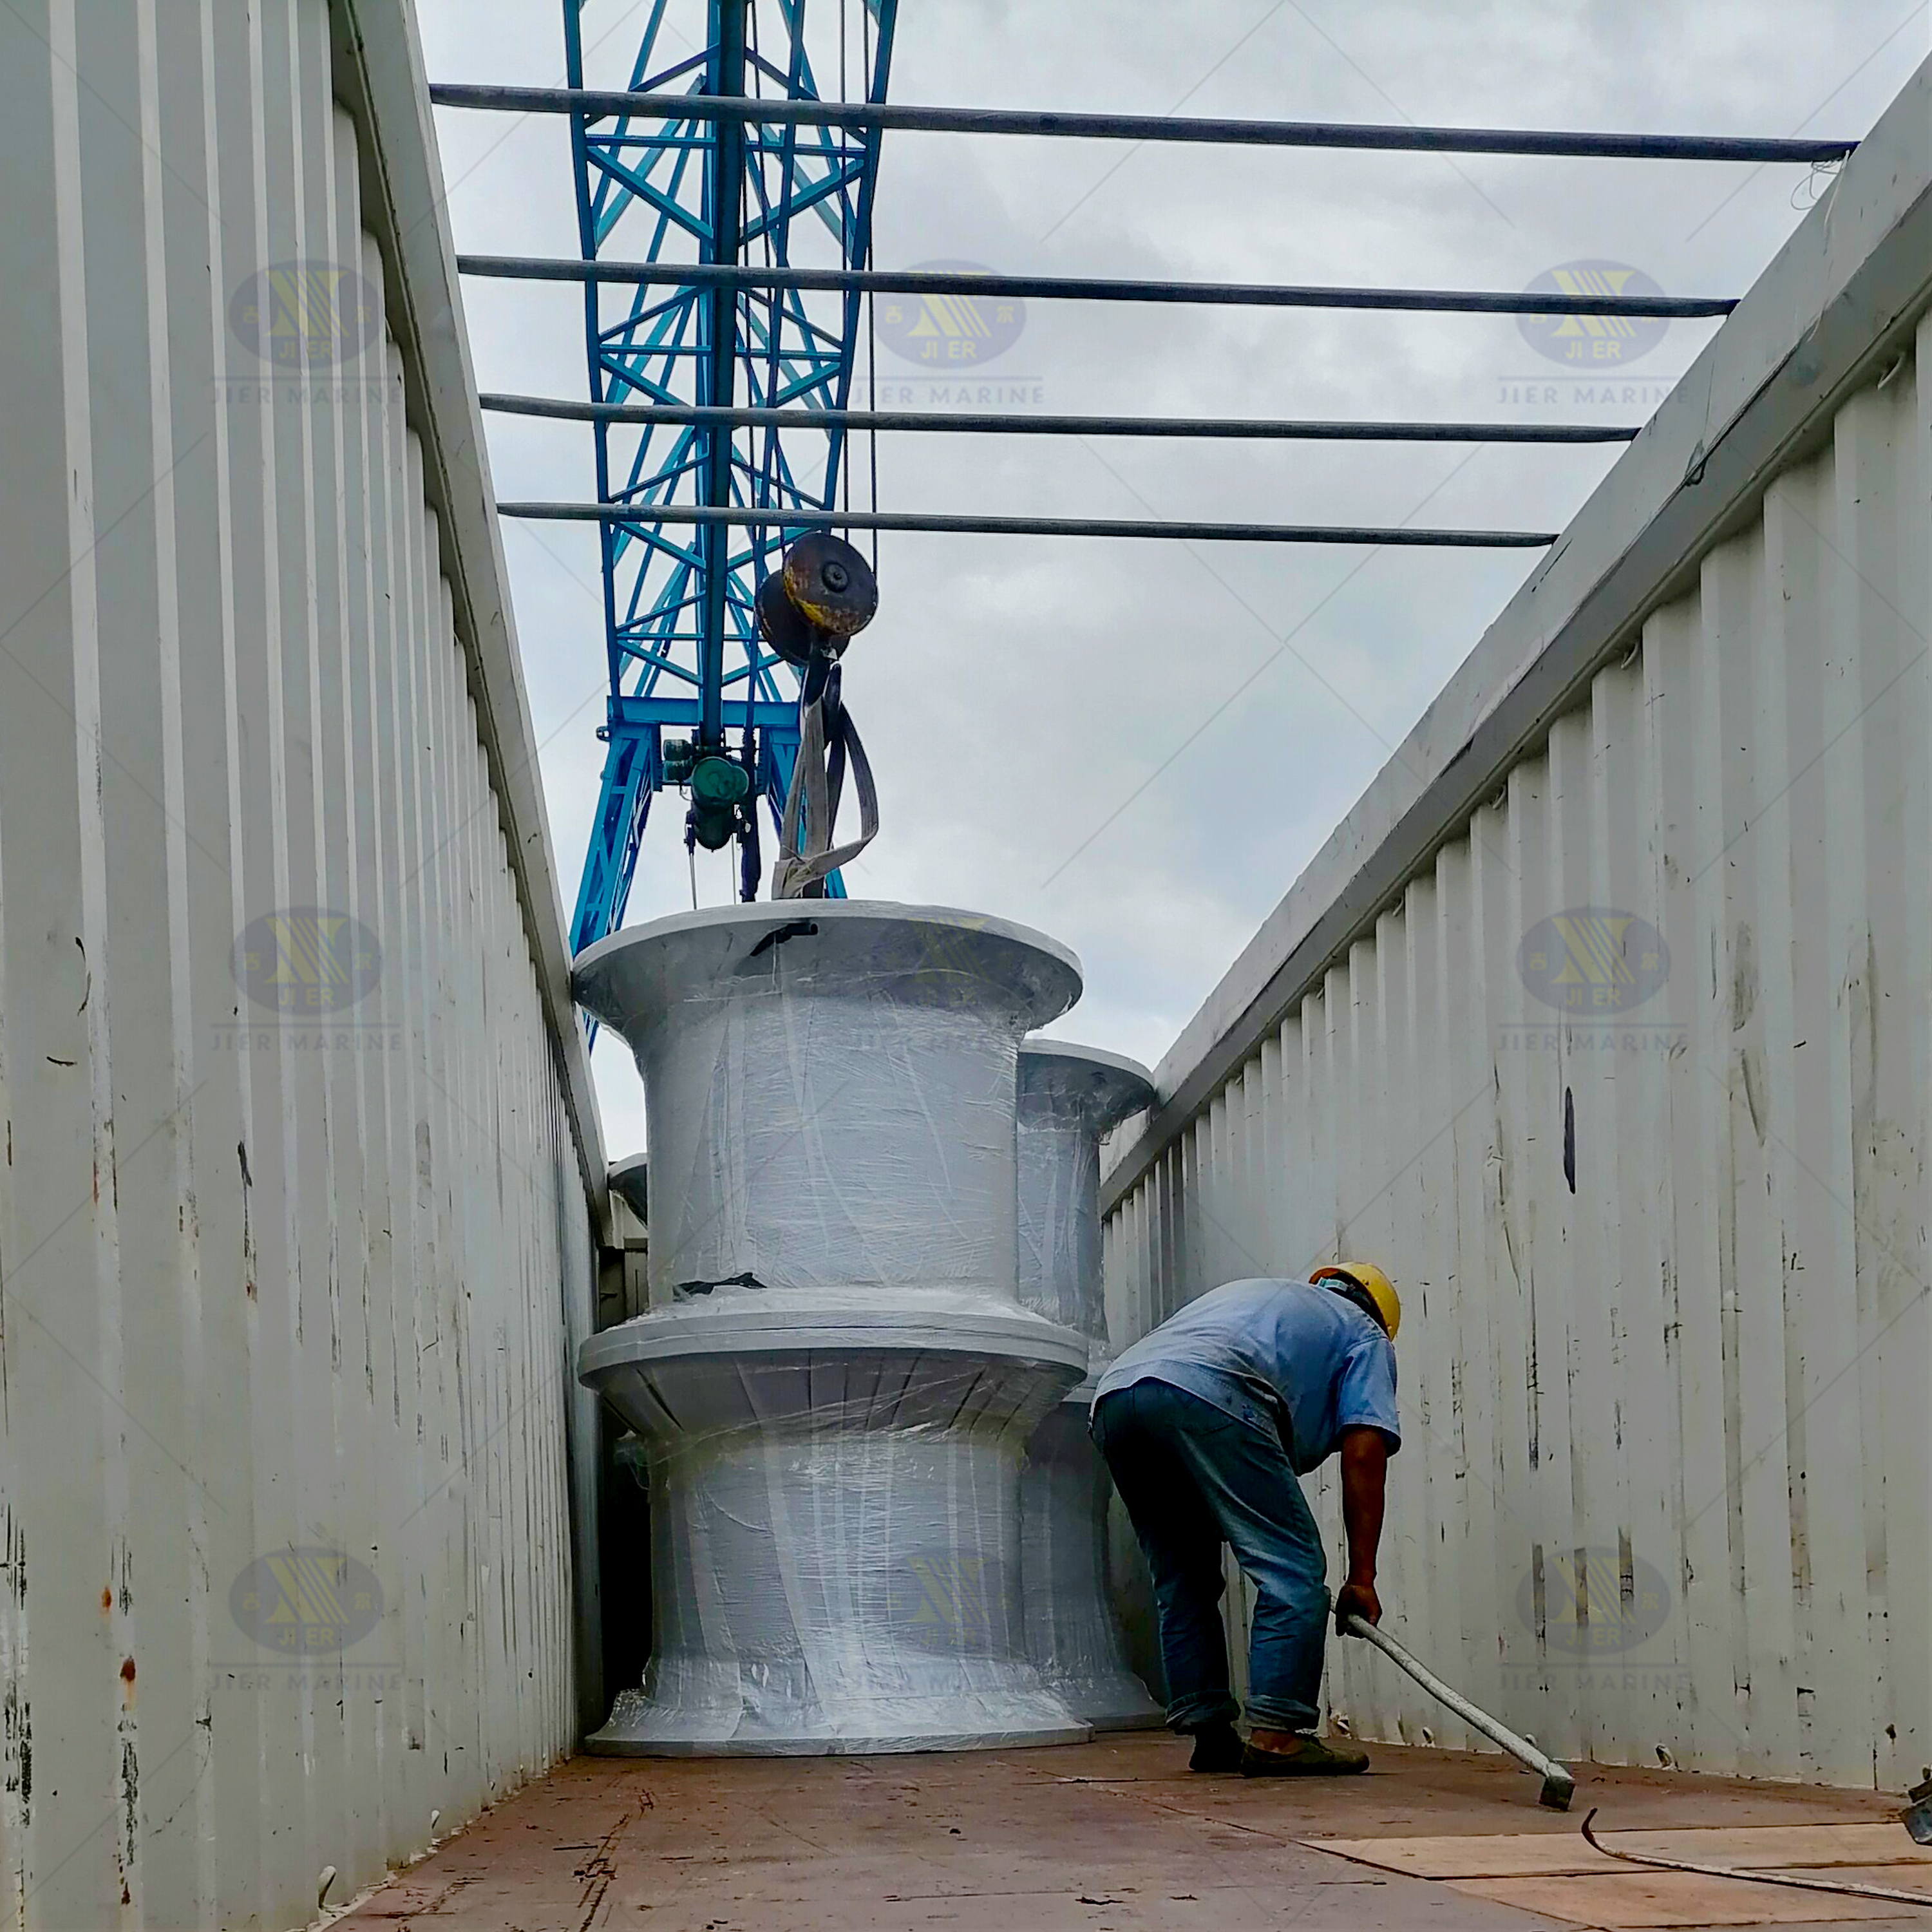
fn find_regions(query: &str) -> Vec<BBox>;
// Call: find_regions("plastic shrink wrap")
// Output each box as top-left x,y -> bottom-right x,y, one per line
574,904 -> 1094,1754
1016,1041 -> 1165,1729
609,1151 -> 649,1225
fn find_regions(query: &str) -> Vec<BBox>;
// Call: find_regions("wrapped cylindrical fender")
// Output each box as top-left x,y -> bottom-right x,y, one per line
1015,1041 -> 1154,1338
1016,1040 -> 1165,1730
576,904 -> 1083,1311
609,1151 -> 649,1226
574,904 -> 1095,1754
582,1304 -> 1090,1753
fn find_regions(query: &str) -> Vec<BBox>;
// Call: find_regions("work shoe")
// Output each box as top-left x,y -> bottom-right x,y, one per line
1240,1734 -> 1370,1777
1187,1723 -> 1245,1773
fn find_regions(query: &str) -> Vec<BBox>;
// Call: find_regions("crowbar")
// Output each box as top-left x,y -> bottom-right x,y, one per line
1339,1612 -> 1575,1810
1580,1808 -> 1932,1908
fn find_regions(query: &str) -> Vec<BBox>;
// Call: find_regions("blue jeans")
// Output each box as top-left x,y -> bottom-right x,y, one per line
1092,1379 -> 1327,1734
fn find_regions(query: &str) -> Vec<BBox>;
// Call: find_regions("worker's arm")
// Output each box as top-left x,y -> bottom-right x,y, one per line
1332,1425 -> 1390,1629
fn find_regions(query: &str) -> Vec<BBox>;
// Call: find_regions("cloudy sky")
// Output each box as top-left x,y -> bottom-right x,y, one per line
414,0 -> 1927,1160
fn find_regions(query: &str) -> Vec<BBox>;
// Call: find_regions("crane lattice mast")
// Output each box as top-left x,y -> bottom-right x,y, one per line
563,0 -> 897,949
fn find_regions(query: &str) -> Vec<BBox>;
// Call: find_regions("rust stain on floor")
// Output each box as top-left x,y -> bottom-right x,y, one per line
329,1735 -> 1913,1932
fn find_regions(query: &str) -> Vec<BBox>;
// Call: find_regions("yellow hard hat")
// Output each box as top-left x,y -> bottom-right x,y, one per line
1312,1262 -> 1401,1340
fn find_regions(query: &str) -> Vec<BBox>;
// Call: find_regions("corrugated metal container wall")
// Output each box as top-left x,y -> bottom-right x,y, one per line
1104,76 -> 1932,1791
0,2 -> 601,1928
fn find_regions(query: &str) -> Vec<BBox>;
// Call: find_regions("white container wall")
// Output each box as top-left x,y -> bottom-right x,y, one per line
0,2 -> 604,1928
1103,60 -> 1932,1791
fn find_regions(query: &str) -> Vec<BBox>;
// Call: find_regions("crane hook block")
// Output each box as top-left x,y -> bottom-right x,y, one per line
758,533 -> 877,668
785,532 -> 876,637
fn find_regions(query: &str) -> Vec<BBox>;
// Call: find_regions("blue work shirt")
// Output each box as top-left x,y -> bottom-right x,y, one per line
1093,1278 -> 1401,1473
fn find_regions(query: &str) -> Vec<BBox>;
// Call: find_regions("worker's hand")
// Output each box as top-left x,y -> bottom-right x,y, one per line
1335,1577 -> 1381,1633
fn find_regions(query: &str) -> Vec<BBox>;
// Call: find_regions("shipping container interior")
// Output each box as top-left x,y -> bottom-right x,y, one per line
3,1 -> 1932,1929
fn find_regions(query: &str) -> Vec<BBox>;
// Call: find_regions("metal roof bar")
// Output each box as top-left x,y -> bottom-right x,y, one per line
459,254 -> 1734,319
428,83 -> 1857,165
498,502 -> 1557,546
480,393 -> 1642,443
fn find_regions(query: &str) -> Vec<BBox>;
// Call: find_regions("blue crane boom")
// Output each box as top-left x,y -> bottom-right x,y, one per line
562,0 -> 897,951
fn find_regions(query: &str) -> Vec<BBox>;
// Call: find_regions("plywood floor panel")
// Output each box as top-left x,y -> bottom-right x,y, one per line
1446,1875 -> 1916,1929
328,1737 -> 1909,1932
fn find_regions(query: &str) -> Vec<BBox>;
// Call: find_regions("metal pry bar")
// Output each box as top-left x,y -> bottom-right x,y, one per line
1338,1612 -> 1575,1810
1579,1809 -> 1932,1909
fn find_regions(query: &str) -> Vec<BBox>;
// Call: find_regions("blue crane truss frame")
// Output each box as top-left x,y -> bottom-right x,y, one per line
562,0 -> 897,952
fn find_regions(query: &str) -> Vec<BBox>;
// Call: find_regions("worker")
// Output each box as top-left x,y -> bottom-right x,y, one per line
1090,1264 -> 1401,1777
